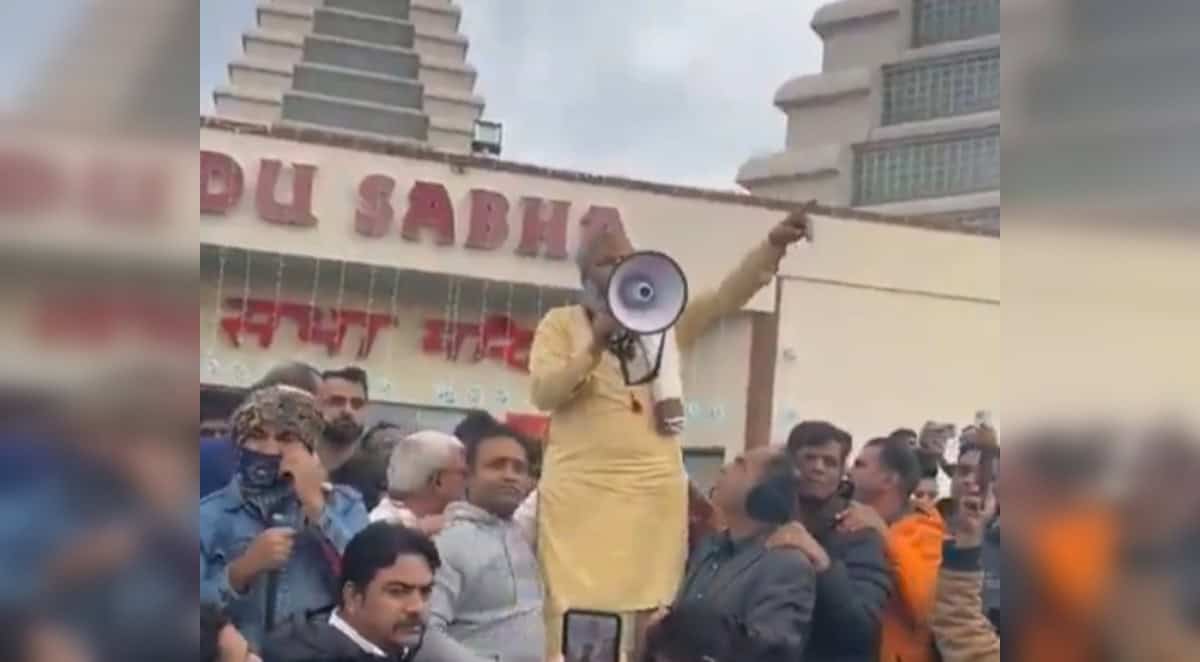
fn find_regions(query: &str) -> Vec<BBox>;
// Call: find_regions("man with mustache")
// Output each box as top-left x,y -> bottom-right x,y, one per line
317,367 -> 384,511
263,522 -> 488,662
429,423 -> 543,662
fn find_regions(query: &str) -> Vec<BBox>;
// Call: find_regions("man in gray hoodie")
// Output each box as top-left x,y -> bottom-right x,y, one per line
429,423 -> 543,662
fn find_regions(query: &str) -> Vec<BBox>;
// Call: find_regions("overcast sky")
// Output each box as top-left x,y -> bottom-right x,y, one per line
200,0 -> 825,189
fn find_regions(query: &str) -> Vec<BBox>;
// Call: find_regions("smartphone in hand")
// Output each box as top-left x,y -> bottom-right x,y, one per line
562,609 -> 622,662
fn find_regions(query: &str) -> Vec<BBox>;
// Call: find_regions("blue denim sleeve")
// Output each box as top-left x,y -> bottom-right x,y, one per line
199,503 -> 251,609
314,486 -> 369,553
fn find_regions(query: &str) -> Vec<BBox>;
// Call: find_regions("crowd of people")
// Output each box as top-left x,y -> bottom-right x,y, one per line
196,358 -> 1002,662
196,211 -> 1010,662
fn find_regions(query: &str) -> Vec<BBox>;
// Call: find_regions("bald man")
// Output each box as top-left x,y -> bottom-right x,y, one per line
529,209 -> 810,659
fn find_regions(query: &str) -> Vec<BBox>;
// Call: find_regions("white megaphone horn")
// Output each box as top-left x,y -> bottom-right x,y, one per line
603,250 -> 689,386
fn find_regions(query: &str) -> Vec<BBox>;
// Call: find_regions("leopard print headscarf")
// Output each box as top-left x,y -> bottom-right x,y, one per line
230,385 -> 324,451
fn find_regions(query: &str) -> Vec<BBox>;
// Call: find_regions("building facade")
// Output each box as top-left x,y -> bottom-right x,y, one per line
199,117 -> 804,491
739,0 -> 999,232
212,0 -> 485,153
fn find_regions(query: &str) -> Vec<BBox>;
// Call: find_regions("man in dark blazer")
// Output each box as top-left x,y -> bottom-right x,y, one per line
663,446 -> 817,662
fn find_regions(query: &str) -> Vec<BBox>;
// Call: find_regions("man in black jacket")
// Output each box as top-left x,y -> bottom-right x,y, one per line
671,446 -> 816,662
758,421 -> 893,662
263,523 -> 487,662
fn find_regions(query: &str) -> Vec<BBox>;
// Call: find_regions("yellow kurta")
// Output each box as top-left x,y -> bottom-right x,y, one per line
529,240 -> 785,650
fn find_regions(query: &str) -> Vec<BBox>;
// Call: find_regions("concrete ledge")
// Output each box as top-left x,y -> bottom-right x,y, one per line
898,33 -> 1000,64
293,62 -> 424,109
274,118 -> 428,149
228,58 -> 293,95
213,86 -> 282,123
737,145 -> 843,187
869,110 -> 999,143
423,88 -> 485,123
411,0 -> 462,34
324,0 -> 412,20
860,191 -> 1000,218
257,2 -> 312,34
775,67 -> 872,109
281,90 -> 429,140
414,29 -> 469,61
244,27 -> 303,47
302,34 -> 421,78
429,114 -> 473,136
313,7 -> 416,48
812,0 -> 899,36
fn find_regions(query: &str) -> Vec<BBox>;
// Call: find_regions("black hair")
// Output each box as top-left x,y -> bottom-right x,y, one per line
865,436 -> 923,497
321,366 -> 370,399
199,603 -> 229,662
453,410 -> 499,445
339,523 -> 440,604
463,422 -> 534,470
889,427 -> 918,442
642,600 -> 746,662
249,360 -> 322,395
786,420 -> 853,461
745,449 -> 799,525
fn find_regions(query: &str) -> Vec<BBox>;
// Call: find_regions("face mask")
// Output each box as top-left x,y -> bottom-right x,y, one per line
324,416 -> 363,447
237,447 -> 283,490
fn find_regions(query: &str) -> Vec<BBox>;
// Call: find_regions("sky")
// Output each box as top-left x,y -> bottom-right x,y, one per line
0,2 -> 824,188
197,1 -> 829,189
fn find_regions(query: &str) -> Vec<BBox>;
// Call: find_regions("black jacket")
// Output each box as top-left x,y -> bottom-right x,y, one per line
803,526 -> 893,662
262,613 -> 488,662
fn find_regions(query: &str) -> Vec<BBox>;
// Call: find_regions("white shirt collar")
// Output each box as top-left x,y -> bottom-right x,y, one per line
329,609 -> 388,657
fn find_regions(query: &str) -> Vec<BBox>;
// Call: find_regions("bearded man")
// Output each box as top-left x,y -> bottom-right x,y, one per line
528,209 -> 811,659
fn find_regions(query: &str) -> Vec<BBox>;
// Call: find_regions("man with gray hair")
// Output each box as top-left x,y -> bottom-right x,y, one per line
369,430 -> 468,537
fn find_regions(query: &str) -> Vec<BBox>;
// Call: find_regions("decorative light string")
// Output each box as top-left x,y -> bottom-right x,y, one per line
308,256 -> 322,349
272,252 -> 285,326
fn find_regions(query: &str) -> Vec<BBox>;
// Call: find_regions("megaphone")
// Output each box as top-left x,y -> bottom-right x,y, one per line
603,251 -> 689,385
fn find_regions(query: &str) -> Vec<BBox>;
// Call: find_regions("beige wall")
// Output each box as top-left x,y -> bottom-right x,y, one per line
772,212 -> 1000,445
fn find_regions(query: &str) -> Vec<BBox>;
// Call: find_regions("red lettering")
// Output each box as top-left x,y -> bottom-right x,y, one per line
355,174 -> 395,238
256,159 -> 318,226
463,189 -> 509,251
421,318 -> 449,355
515,197 -> 569,259
421,315 -> 533,372
401,180 -> 455,245
199,151 -> 243,215
220,298 -> 278,349
358,313 -> 396,359
82,160 -> 168,225
220,297 -> 395,359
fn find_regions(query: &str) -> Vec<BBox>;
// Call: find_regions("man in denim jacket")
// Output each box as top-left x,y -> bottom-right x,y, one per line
200,386 -> 369,650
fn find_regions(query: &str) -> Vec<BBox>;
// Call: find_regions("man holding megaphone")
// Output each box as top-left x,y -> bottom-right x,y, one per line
528,207 -> 811,660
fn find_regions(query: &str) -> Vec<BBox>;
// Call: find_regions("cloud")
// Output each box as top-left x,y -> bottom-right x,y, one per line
195,1 -> 824,189
460,0 -> 824,188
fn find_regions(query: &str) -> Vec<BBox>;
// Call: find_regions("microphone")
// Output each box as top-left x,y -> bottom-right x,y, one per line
264,510 -> 288,632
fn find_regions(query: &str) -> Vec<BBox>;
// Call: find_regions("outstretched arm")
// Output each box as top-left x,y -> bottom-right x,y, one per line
674,210 -> 810,349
